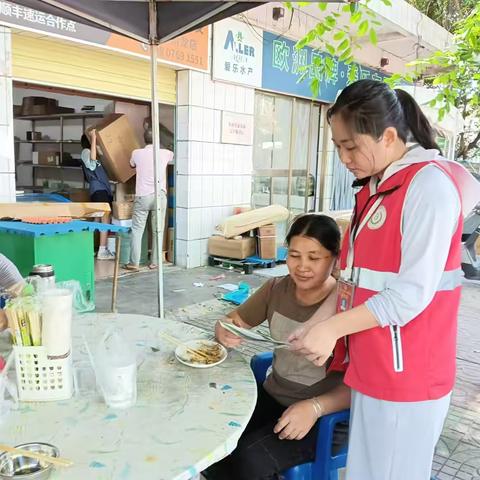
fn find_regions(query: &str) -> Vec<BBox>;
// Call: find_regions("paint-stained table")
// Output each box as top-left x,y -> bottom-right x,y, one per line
0,313 -> 257,479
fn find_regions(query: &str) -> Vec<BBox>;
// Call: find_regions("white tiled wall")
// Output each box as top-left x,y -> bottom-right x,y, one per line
0,27 -> 14,202
175,70 -> 254,268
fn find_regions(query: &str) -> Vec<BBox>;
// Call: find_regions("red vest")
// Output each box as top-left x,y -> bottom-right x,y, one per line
330,162 -> 463,401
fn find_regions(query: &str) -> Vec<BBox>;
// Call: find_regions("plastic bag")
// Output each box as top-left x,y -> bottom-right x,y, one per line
56,280 -> 95,313
94,329 -> 137,409
221,282 -> 251,305
0,352 -> 18,422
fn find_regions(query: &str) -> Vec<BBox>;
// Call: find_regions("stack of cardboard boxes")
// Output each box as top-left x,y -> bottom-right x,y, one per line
208,224 -> 278,261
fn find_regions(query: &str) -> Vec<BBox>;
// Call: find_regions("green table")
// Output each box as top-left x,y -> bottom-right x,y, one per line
0,221 -> 128,305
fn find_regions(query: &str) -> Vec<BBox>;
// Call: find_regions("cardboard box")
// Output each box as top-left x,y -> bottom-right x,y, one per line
112,201 -> 133,220
167,227 -> 174,263
208,235 -> 256,260
115,177 -> 136,201
94,114 -> 139,183
32,151 -> 59,165
65,189 -> 91,203
257,224 -> 276,260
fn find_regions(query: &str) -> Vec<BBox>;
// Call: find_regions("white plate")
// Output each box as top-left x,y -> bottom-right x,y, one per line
175,339 -> 228,369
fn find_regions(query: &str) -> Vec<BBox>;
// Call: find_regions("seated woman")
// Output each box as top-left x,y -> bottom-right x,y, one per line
206,214 -> 351,480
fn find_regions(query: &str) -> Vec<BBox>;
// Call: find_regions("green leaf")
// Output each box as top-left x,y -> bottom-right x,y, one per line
325,16 -> 336,28
369,28 -> 378,45
318,2 -> 327,11
316,24 -> 326,36
333,31 -> 346,41
380,0 -> 392,6
429,99 -> 437,108
296,37 -> 308,50
338,38 -> 350,52
326,44 -> 336,56
310,78 -> 320,98
342,4 -> 351,13
350,12 -> 362,24
358,20 -> 369,36
348,64 -> 359,83
285,2 -> 293,9
339,48 -> 352,62
349,2 -> 357,14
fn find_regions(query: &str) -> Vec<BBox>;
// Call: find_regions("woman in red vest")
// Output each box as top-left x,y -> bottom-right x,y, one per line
289,79 -> 480,480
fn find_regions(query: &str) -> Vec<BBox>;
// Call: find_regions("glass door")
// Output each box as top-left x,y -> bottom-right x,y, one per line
252,92 -> 321,241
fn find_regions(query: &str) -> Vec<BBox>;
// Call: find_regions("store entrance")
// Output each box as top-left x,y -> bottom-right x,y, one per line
252,92 -> 322,241
12,82 -> 176,267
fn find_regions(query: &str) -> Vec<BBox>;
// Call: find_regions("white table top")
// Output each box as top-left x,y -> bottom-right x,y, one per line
0,313 -> 257,480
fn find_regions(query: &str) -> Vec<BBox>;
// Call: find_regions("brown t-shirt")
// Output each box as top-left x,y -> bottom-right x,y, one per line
235,275 -> 343,406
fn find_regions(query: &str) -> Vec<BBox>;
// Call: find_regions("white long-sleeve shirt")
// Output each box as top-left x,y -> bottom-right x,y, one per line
365,149 -> 462,328
0,254 -> 23,291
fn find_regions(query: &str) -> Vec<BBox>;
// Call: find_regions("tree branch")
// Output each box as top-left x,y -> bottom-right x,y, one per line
466,130 -> 480,154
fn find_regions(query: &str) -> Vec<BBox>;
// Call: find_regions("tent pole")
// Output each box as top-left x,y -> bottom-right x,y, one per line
149,0 -> 164,319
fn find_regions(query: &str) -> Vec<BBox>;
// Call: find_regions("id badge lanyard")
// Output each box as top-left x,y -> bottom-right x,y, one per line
337,195 -> 384,313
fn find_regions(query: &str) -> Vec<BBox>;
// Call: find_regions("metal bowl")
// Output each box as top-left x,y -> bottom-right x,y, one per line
0,443 -> 59,480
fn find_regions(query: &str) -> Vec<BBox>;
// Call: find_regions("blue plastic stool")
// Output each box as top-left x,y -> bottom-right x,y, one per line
250,352 -> 349,480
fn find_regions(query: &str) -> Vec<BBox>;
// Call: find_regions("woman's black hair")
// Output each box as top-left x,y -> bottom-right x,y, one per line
81,134 -> 91,150
286,214 -> 340,256
327,79 -> 440,152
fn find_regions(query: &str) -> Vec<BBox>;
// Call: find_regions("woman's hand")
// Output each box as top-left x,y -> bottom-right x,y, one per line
288,318 -> 338,367
214,319 -> 243,348
274,399 -> 319,440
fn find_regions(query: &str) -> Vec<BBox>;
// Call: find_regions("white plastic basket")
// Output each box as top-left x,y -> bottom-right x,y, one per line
14,346 -> 73,401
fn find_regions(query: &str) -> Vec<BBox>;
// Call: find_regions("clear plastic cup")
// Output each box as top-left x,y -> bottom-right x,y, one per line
74,361 -> 97,397
97,363 -> 137,409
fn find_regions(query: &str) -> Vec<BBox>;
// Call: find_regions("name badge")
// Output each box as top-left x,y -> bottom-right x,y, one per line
336,278 -> 356,312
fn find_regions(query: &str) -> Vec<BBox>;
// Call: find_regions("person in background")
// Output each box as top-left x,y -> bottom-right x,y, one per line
205,215 -> 350,480
0,254 -> 25,331
80,130 -> 114,260
289,79 -> 480,480
124,129 -> 173,271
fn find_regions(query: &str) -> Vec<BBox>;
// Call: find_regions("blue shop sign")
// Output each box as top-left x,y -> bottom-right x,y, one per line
262,31 -> 387,102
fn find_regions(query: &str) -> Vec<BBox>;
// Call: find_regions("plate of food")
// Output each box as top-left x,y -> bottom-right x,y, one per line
175,339 -> 228,368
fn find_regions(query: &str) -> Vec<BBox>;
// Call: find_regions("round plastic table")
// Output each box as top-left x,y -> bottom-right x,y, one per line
0,313 -> 257,480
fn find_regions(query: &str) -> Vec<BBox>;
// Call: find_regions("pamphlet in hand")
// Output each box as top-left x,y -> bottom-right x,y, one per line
219,320 -> 289,346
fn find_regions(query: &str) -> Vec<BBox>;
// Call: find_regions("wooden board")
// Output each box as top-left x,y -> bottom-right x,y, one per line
0,202 -> 111,219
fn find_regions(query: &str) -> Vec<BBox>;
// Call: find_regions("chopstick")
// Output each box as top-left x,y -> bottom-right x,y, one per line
158,332 -> 211,360
0,444 -> 73,468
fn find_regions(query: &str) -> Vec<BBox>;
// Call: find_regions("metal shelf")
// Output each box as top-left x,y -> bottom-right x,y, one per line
15,112 -> 104,121
17,110 -> 96,191
21,162 -> 82,170
31,164 -> 82,170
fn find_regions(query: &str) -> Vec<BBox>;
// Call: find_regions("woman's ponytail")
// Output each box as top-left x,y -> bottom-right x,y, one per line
394,89 -> 440,151
328,80 -> 442,154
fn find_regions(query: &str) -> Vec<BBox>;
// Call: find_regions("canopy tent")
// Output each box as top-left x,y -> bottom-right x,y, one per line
8,0 -> 349,317
8,0 -> 268,317
8,1 -> 266,43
